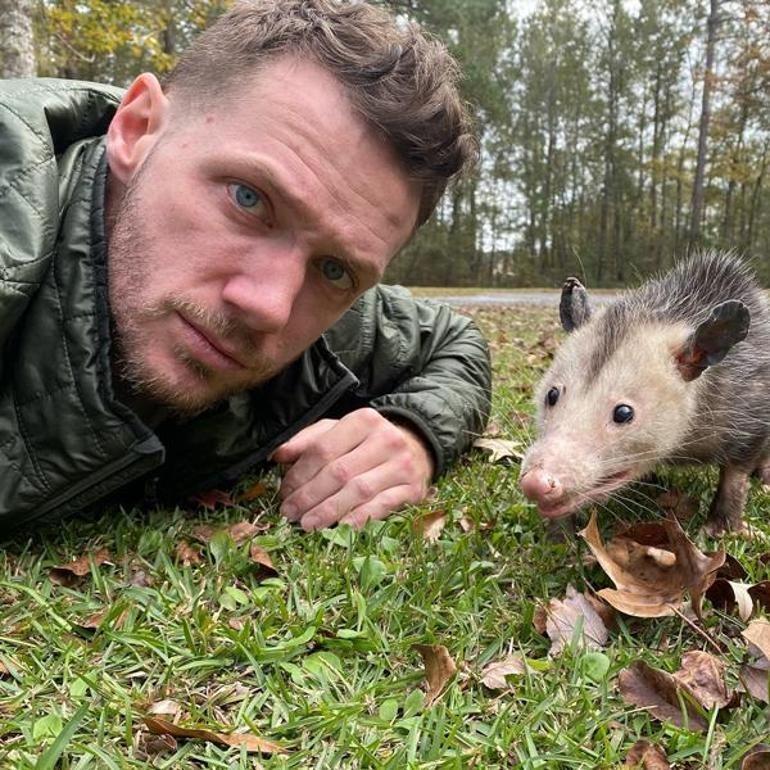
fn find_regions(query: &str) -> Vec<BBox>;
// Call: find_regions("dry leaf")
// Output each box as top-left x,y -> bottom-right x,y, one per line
49,548 -> 111,587
739,664 -> 769,703
579,512 -> 725,618
717,554 -> 748,581
741,747 -> 770,770
458,515 -> 474,533
532,605 -> 548,635
136,731 -> 177,758
192,525 -> 216,544
743,620 -> 770,659
130,570 -> 152,587
617,660 -> 707,732
706,579 -> 754,621
624,739 -> 671,769
190,489 -> 235,509
472,437 -> 523,463
672,651 -> 734,710
175,541 -> 203,566
480,654 -> 528,689
413,511 -> 447,542
238,481 -> 268,502
193,521 -> 258,545
413,644 -> 457,706
541,585 -> 609,656
249,544 -> 278,578
749,582 -> 770,611
143,716 -> 286,755
148,700 -> 181,718
656,490 -> 698,523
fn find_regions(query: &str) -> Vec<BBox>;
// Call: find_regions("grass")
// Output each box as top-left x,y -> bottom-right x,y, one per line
1,303 -> 769,768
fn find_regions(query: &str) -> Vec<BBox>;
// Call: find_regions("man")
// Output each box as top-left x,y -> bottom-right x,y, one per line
0,0 -> 491,531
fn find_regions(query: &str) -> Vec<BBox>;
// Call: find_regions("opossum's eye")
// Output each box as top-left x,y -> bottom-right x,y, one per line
613,404 -> 634,424
546,387 -> 560,407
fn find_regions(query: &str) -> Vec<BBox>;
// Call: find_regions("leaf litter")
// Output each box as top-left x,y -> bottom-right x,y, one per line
412,644 -> 457,706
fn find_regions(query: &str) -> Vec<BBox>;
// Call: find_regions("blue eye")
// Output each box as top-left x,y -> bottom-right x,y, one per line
229,183 -> 264,211
320,258 -> 354,290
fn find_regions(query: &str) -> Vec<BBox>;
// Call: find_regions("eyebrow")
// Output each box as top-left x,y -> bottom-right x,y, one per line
221,154 -> 385,286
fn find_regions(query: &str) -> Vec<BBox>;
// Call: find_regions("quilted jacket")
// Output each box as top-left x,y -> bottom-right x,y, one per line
0,78 -> 491,527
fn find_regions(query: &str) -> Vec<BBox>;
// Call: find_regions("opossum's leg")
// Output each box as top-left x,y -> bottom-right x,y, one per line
754,457 -> 770,489
705,464 -> 750,536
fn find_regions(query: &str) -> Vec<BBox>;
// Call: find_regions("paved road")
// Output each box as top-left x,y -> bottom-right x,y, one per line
424,290 -> 621,307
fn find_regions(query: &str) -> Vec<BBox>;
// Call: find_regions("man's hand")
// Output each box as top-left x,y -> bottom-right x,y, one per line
270,408 -> 434,530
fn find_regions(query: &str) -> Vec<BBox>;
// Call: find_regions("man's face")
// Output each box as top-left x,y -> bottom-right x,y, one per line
107,57 -> 420,414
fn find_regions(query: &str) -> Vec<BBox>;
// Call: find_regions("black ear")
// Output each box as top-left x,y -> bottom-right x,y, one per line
560,277 -> 592,332
675,300 -> 751,381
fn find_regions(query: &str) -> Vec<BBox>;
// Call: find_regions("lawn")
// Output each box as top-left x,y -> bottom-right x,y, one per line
1,303 -> 768,768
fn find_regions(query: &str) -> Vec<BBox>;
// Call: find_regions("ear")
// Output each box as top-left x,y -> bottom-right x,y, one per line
559,276 -> 592,332
106,73 -> 169,183
675,300 -> 750,381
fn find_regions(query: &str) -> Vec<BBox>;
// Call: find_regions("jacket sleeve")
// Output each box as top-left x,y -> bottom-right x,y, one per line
324,285 -> 491,477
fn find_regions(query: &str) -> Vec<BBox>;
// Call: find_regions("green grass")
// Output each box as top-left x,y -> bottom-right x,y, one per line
1,304 -> 769,768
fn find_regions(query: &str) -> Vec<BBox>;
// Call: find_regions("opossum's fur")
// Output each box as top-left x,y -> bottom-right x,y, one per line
521,251 -> 770,528
581,251 -> 770,468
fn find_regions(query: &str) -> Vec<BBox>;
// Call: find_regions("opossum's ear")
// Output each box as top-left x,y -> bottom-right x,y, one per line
560,277 -> 592,332
675,300 -> 751,381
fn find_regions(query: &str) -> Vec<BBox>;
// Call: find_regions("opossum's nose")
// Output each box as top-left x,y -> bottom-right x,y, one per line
519,468 -> 564,504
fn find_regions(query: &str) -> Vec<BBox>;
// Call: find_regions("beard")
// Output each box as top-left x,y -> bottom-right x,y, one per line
107,171 -> 278,417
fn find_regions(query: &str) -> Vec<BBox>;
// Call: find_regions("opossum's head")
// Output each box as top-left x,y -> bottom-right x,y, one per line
519,278 -> 750,519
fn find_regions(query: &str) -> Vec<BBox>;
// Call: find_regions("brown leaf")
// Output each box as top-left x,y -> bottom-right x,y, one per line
716,553 -> 748,581
480,654 -> 528,689
656,489 -> 699,523
49,548 -> 111,587
672,651 -> 733,710
741,746 -> 770,770
143,716 -> 286,755
743,620 -> 770,659
136,731 -> 177,758
237,481 -> 268,502
175,541 -> 203,567
624,739 -> 671,769
249,544 -> 278,578
541,585 -> 609,656
191,525 -> 216,544
739,664 -> 769,703
413,644 -> 457,706
532,605 -> 548,635
190,489 -> 235,509
458,515 -> 475,533
413,511 -> 447,543
617,660 -> 707,732
579,512 -> 725,618
129,570 -> 152,587
706,579 -> 754,621
472,437 -> 523,463
228,521 -> 259,544
749,582 -> 770,612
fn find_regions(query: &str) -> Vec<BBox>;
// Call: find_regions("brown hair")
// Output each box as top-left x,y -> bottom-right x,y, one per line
163,0 -> 477,225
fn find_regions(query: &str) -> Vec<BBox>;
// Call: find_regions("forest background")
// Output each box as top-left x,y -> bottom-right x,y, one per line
1,0 -> 768,288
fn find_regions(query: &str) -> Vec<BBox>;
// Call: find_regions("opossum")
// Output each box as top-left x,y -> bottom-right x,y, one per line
519,252 -> 770,535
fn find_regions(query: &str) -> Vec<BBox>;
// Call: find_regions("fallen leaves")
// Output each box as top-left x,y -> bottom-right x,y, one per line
624,740 -> 671,769
49,548 -> 111,587
480,654 -> 528,689
579,512 -> 724,618
413,510 -> 447,542
143,716 -> 286,755
412,644 -> 457,706
536,585 -> 610,656
740,620 -> 770,702
472,437 -> 523,463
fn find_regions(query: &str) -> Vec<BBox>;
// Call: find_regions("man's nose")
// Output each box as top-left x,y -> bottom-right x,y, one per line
221,245 -> 305,333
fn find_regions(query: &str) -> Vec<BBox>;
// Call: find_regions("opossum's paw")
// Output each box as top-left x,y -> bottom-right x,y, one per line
544,516 -> 576,543
703,517 -> 748,539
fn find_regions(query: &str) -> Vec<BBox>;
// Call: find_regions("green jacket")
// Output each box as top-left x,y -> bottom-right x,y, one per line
0,78 -> 491,527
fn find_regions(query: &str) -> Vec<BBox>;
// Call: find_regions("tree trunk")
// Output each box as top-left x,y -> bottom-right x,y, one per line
688,0 -> 719,249
0,0 -> 35,78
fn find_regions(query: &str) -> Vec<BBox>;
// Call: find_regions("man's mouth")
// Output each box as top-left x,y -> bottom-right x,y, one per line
177,312 -> 248,371
537,469 -> 635,519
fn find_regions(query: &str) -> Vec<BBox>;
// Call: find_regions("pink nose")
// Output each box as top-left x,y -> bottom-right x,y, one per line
519,468 -> 564,504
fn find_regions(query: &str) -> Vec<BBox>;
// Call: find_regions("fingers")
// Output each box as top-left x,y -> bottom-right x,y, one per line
274,408 -> 434,530
295,456 -> 427,530
270,419 -> 337,465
